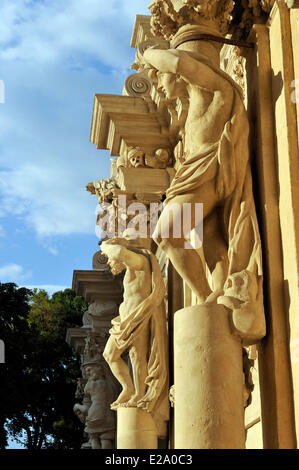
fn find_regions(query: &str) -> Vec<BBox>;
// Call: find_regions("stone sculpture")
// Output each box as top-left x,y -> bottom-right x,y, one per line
145,148 -> 172,169
127,147 -> 146,168
74,361 -> 117,449
119,146 -> 172,170
86,177 -> 116,205
143,0 -> 266,346
100,232 -> 169,434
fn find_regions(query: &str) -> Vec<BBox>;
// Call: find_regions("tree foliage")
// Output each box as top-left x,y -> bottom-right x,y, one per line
0,283 -> 87,449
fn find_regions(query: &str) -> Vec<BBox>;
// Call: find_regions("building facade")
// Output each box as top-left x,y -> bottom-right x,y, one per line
68,0 -> 299,449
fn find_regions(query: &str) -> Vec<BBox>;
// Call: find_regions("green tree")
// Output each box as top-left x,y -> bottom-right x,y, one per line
0,283 -> 87,449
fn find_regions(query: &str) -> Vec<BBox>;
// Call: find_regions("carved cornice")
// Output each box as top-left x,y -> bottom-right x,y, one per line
66,327 -> 89,353
131,15 -> 154,48
72,269 -> 123,304
90,94 -> 172,156
130,15 -> 169,73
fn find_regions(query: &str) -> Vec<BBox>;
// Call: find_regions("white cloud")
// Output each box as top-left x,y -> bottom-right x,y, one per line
0,156 -> 106,237
0,0 -> 149,68
0,263 -> 32,282
0,0 -> 150,239
0,225 -> 5,237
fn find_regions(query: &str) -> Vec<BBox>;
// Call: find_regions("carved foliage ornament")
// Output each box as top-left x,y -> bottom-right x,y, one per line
233,0 -> 275,38
149,0 -> 235,38
149,0 -> 276,40
86,178 -> 117,205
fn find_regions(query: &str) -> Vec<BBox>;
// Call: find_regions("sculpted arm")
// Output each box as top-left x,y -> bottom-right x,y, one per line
143,48 -> 222,91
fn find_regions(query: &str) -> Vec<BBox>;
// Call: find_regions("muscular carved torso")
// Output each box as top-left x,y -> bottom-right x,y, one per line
85,379 -> 106,405
119,259 -> 152,320
184,82 -> 233,155
144,47 -> 235,155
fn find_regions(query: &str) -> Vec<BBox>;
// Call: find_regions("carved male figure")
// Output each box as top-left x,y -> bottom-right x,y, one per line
143,3 -> 265,344
74,363 -> 116,449
100,233 -> 168,429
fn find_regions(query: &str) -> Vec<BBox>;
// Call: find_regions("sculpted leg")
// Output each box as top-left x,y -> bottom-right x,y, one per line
101,439 -> 113,449
154,189 -> 229,303
126,328 -> 150,406
89,433 -> 101,449
160,239 -> 211,302
203,210 -> 229,303
103,336 -> 134,408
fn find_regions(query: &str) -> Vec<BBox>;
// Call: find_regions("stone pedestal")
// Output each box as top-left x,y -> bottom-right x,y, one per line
117,408 -> 158,449
174,304 -> 245,449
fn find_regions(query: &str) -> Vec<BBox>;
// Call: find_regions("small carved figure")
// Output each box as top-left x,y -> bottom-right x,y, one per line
101,232 -> 169,433
146,148 -> 172,169
127,147 -> 146,168
74,362 -> 117,449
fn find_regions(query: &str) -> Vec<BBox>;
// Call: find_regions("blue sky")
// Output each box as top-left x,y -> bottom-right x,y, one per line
0,0 -> 150,296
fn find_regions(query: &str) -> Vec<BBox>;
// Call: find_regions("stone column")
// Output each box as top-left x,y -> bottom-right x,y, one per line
117,408 -> 158,449
244,22 -> 297,449
268,1 -> 299,441
174,304 -> 245,449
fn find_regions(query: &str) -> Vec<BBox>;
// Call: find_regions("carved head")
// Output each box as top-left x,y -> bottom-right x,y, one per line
157,71 -> 186,99
108,259 -> 126,275
85,364 -> 104,380
100,241 -> 127,275
155,148 -> 170,163
127,147 -> 145,168
102,230 -> 151,253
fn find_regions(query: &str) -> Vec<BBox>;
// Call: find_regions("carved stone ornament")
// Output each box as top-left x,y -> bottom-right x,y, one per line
124,72 -> 152,98
92,250 -> 109,269
148,1 -> 276,42
86,178 -> 117,205
232,0 -> 276,38
148,0 -> 235,40
83,332 -> 106,364
75,377 -> 87,401
221,45 -> 247,102
126,147 -> 146,168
